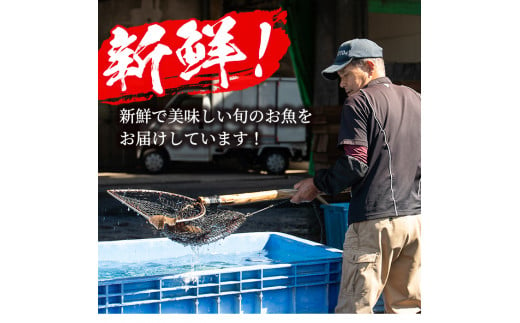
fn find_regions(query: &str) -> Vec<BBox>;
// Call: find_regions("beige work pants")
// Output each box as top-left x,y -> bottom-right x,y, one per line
335,214 -> 421,314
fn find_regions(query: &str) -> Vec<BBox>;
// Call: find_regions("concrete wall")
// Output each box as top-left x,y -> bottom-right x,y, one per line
98,0 -> 204,48
368,12 -> 420,63
368,12 -> 421,91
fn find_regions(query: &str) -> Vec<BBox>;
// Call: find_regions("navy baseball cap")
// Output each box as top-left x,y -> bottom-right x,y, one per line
321,39 -> 383,80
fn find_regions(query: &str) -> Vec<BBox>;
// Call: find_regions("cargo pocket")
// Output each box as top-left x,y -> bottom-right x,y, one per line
343,249 -> 379,298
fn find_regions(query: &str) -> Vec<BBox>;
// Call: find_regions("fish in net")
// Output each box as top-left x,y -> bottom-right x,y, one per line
107,189 -> 293,246
162,206 -> 248,245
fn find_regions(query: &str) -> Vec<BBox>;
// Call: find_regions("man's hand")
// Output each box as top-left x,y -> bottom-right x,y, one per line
290,178 -> 320,204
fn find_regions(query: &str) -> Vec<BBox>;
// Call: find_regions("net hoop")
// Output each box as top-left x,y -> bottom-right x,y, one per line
107,189 -> 206,223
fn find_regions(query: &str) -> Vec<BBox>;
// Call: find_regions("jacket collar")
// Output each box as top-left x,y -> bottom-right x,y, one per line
367,77 -> 392,87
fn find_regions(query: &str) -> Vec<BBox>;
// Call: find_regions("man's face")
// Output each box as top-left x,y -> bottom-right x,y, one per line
337,63 -> 370,96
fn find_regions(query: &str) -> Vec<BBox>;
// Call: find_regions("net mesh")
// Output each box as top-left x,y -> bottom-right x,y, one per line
163,206 -> 248,245
107,189 -> 205,222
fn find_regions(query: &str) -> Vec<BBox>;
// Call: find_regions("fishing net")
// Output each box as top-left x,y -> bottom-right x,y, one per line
107,189 -> 293,246
107,189 -> 256,246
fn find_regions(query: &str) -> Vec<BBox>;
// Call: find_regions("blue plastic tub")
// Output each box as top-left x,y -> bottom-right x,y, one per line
321,202 -> 350,249
98,232 -> 344,314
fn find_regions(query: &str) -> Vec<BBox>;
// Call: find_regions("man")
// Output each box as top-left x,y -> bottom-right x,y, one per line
291,39 -> 421,314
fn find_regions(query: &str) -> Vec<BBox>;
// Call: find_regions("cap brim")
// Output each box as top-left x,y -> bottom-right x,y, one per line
321,58 -> 352,80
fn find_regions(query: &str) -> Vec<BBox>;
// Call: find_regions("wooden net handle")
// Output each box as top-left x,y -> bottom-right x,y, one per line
198,189 -> 298,205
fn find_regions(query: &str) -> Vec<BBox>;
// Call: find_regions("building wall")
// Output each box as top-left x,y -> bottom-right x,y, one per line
98,0 -> 202,48
368,12 -> 420,63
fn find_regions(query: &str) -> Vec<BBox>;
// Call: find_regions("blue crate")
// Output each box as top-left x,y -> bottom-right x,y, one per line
321,203 -> 350,250
98,232 -> 344,314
